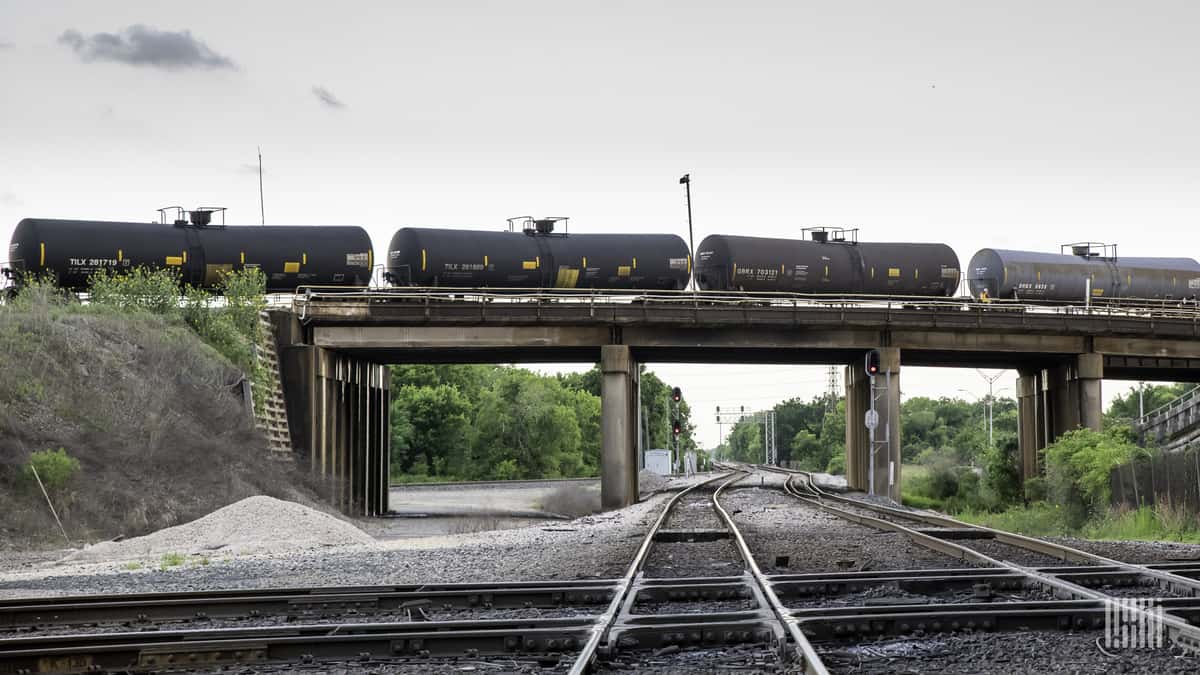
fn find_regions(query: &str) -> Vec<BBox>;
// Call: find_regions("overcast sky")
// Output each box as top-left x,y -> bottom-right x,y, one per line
3,1 -> 1198,447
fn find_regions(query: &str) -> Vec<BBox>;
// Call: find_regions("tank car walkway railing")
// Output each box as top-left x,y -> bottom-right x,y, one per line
1136,385 -> 1200,452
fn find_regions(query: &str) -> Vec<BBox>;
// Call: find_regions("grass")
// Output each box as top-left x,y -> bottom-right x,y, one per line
957,502 -> 1200,544
158,552 -> 186,570
956,504 -> 1073,537
122,561 -> 143,571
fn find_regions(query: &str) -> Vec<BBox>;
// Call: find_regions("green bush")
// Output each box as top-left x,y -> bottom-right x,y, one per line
982,440 -> 1022,508
825,452 -> 845,475
1044,427 -> 1142,525
21,447 -> 81,491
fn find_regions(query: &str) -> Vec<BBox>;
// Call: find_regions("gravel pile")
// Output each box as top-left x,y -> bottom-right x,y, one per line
817,629 -> 1200,673
61,496 -> 374,563
721,486 -> 979,573
0,492 -> 678,600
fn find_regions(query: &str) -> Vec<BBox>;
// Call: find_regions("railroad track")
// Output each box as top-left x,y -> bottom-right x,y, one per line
7,468 -> 1200,673
762,465 -> 1200,670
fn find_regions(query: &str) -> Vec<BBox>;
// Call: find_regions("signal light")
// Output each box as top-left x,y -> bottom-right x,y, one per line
865,349 -> 881,376
672,419 -> 682,436
671,386 -> 682,402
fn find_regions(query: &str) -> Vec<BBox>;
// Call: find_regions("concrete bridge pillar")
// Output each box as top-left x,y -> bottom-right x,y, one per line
1016,370 -> 1043,480
844,365 -> 868,492
601,345 -> 639,509
1041,353 -> 1104,451
844,348 -> 901,501
1077,353 -> 1104,432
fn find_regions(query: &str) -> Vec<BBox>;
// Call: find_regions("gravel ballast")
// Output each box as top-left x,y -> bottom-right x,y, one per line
817,629 -> 1200,673
721,485 -> 978,573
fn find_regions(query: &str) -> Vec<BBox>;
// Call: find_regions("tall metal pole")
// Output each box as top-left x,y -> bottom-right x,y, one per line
258,146 -> 265,225
680,174 -> 694,291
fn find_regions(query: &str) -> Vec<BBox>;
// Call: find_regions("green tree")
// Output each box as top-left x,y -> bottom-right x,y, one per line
391,384 -> 471,476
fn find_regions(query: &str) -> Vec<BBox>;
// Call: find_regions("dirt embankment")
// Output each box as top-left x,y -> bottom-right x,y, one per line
0,298 -> 316,549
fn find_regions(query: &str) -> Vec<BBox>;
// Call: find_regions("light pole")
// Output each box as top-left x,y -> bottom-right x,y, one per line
960,378 -> 1010,450
679,174 -> 694,291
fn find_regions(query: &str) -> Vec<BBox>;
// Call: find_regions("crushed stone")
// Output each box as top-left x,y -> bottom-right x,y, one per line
60,496 -> 374,563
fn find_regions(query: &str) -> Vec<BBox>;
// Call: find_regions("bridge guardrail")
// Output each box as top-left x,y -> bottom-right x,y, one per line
291,285 -> 1200,323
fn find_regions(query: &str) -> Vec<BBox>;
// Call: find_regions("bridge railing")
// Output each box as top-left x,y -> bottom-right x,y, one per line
291,285 -> 1200,322
1137,385 -> 1200,447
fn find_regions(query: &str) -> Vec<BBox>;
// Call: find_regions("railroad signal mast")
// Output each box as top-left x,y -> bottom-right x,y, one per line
864,349 -> 892,498
670,386 -> 683,472
714,405 -> 777,466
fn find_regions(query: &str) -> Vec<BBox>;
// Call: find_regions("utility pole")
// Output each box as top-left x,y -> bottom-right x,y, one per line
977,369 -> 1005,449
679,174 -> 694,291
257,146 -> 265,225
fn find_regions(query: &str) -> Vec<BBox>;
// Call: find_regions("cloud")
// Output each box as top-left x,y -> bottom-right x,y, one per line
58,25 -> 235,70
312,85 -> 345,108
1,191 -> 23,207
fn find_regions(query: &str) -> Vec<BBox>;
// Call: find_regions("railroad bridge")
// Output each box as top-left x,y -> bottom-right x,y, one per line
267,289 -> 1200,513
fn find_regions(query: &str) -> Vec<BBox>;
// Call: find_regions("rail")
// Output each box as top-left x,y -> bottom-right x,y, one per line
711,473 -> 829,674
567,472 -> 731,674
292,285 -> 1200,323
775,466 -> 1200,653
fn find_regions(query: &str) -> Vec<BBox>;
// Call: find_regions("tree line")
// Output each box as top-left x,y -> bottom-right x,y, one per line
389,365 -> 696,482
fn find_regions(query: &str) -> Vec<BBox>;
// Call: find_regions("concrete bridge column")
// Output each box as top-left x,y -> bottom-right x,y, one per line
1016,370 -> 1043,480
1077,353 -> 1104,432
844,365 -> 869,491
601,345 -> 638,509
844,348 -> 901,501
1042,354 -> 1104,446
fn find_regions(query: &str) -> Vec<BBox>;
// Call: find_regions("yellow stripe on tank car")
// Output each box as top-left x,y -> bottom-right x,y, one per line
633,257 -> 637,270
914,268 -> 919,280
240,251 -> 246,264
165,256 -> 183,266
617,265 -> 632,277
368,250 -> 373,269
582,256 -> 588,268
484,255 -> 489,266
555,267 -> 580,288
421,249 -> 427,272
870,267 -> 876,279
284,261 -> 300,274
888,267 -> 900,278
536,256 -> 540,269
182,250 -> 188,263
732,263 -> 737,277
523,260 -> 538,270
40,242 -> 45,267
302,253 -> 307,265
687,255 -> 691,275
117,249 -> 123,262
